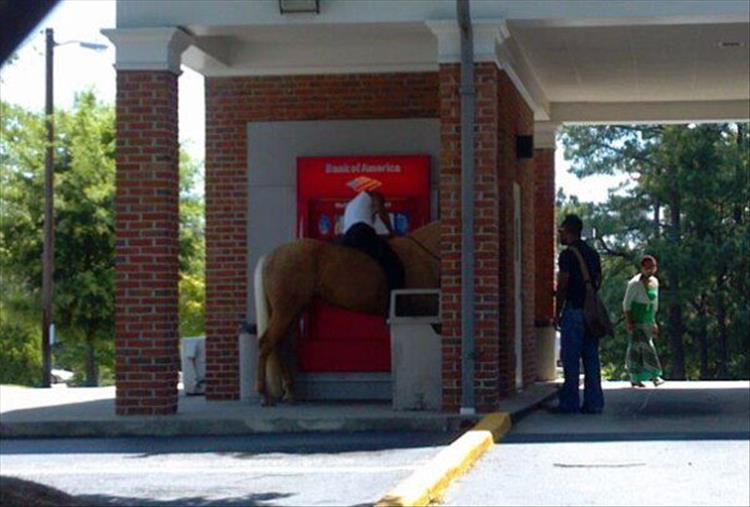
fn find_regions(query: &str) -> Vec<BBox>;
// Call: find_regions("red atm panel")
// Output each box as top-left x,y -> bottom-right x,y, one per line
297,156 -> 430,372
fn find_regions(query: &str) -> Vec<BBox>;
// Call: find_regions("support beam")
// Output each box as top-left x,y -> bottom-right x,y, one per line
552,100 -> 750,125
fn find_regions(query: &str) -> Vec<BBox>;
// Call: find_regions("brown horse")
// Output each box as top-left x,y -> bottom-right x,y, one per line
254,220 -> 441,405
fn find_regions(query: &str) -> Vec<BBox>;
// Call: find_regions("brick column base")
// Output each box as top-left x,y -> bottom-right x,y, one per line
114,71 -> 180,415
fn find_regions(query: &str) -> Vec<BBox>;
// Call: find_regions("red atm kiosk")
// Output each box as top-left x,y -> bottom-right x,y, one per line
297,155 -> 431,373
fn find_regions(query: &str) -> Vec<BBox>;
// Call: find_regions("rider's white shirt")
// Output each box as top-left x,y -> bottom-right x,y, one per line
343,192 -> 374,233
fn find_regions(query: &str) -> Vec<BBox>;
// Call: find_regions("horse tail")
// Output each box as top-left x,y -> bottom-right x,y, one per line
254,254 -> 270,338
253,254 -> 283,398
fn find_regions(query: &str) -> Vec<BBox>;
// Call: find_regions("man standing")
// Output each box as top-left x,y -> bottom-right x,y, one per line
553,214 -> 605,414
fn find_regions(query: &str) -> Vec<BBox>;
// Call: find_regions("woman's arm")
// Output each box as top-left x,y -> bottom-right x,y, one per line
623,281 -> 636,332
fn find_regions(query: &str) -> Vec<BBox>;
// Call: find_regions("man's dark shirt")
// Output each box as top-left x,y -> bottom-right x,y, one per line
558,239 -> 602,309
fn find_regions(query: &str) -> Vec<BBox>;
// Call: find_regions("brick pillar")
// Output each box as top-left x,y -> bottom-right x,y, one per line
533,147 -> 556,325
520,157 -> 537,385
203,78 -> 248,400
439,62 -> 506,413
496,72 -> 535,395
438,64 -> 463,412
114,71 -> 180,415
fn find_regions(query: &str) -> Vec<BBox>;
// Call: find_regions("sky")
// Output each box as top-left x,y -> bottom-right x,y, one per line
0,0 -> 623,203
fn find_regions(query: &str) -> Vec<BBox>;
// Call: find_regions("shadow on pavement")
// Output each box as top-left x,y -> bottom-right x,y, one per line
78,492 -> 293,507
510,382 -> 750,444
0,431 -> 458,457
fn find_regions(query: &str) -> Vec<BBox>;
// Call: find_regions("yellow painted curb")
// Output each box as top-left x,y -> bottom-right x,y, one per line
375,412 -> 511,507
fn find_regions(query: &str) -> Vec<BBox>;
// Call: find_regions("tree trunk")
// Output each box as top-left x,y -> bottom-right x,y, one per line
84,332 -> 98,387
696,302 -> 710,379
715,290 -> 729,379
666,179 -> 686,379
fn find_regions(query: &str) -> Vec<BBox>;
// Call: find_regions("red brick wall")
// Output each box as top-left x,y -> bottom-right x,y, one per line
496,71 -> 535,394
438,64 -> 463,411
534,149 -> 556,326
114,71 -> 180,415
204,72 -> 440,399
520,155 -> 537,386
438,63 -> 504,412
438,64 -> 534,412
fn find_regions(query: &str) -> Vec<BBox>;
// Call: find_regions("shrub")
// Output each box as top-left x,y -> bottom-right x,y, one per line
0,317 -> 42,386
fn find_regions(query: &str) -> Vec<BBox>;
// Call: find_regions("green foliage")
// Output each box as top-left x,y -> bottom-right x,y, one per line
178,147 -> 206,338
0,315 -> 42,386
179,273 -> 205,338
560,123 -> 750,380
1,92 -> 207,384
52,92 -> 116,385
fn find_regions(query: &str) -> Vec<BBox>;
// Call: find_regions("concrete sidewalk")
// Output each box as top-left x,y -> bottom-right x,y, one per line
0,382 -> 559,438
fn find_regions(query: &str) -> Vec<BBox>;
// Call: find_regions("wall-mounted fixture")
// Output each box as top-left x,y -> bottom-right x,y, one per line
279,0 -> 319,14
516,134 -> 534,159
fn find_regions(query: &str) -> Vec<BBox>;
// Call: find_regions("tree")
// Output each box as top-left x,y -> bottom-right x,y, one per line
53,91 -> 116,386
0,101 -> 47,385
1,94 -> 207,386
178,147 -> 205,338
560,123 -> 749,380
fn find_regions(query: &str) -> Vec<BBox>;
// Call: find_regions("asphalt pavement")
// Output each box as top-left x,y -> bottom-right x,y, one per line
0,432 -> 457,506
443,381 -> 750,507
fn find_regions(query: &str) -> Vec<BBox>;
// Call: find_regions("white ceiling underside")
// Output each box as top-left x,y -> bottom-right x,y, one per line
112,1 -> 750,123
180,20 -> 749,123
510,22 -> 749,104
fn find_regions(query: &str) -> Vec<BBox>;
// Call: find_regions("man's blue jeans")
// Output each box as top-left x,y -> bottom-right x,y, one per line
558,307 -> 605,413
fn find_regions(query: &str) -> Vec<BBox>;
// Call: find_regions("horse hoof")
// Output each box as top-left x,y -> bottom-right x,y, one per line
282,393 -> 296,405
260,395 -> 276,407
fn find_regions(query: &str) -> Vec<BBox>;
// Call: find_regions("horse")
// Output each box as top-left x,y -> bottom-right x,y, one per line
253,220 -> 441,406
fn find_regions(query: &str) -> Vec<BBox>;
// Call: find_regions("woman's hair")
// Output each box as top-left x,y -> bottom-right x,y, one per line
640,254 -> 657,267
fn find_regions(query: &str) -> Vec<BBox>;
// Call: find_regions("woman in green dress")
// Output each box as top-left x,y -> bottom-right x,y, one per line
623,255 -> 665,388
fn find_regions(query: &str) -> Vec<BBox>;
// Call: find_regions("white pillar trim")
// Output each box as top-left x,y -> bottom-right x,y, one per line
426,18 -> 506,64
101,27 -> 193,75
426,18 -> 550,121
534,122 -> 560,150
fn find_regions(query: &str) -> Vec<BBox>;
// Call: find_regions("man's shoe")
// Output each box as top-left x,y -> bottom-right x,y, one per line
580,406 -> 603,414
631,381 -> 646,388
653,377 -> 665,387
546,405 -> 578,415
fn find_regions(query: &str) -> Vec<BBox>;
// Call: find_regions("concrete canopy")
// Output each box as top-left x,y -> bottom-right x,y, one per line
108,0 -> 750,124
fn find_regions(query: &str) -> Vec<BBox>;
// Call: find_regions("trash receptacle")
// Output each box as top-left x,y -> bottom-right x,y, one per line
238,323 -> 259,401
180,336 -> 206,395
388,289 -> 441,411
536,324 -> 557,381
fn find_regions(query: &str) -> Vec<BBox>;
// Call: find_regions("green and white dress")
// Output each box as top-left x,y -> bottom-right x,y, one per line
623,274 -> 663,383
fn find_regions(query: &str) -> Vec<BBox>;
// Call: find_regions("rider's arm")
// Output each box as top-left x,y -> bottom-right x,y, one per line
377,208 -> 395,236
371,193 -> 395,236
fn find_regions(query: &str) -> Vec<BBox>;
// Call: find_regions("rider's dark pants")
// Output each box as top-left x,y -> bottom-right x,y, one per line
341,223 -> 405,294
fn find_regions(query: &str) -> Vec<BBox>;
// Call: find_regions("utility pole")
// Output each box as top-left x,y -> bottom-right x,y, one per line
41,27 -> 55,387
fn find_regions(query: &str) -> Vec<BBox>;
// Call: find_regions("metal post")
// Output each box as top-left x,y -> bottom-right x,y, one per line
42,28 -> 55,388
457,0 -> 476,415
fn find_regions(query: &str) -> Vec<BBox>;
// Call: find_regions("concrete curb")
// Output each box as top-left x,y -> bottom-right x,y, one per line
0,415 -> 474,439
375,412 -> 511,507
375,383 -> 559,507
0,383 -> 558,440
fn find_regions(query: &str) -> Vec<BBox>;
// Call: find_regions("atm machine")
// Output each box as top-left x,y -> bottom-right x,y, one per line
296,155 -> 430,396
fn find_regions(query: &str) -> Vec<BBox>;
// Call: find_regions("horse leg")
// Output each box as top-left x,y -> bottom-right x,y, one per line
256,336 -> 275,406
256,311 -> 297,407
274,349 -> 295,404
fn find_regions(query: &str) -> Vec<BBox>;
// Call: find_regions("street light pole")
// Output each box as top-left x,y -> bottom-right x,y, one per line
42,27 -> 55,387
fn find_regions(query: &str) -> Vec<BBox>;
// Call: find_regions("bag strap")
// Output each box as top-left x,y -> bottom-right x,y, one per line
568,246 -> 596,290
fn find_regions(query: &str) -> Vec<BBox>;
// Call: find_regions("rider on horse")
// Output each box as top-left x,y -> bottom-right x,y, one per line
340,190 -> 405,296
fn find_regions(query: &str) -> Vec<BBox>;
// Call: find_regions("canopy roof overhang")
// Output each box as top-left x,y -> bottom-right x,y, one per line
107,0 -> 750,124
